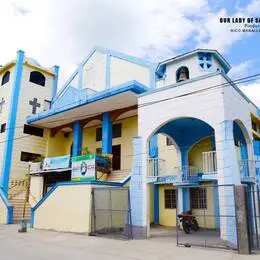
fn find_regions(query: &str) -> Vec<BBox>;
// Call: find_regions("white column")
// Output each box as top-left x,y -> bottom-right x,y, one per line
215,120 -> 239,248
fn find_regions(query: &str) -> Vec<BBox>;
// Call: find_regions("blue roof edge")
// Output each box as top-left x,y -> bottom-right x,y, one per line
27,81 -> 148,124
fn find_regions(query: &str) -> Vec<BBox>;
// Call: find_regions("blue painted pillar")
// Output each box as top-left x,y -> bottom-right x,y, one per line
1,50 -> 24,195
149,135 -> 159,224
210,136 -> 216,151
180,148 -> 190,211
52,65 -> 59,99
102,112 -> 112,154
213,183 -> 220,228
72,121 -> 83,156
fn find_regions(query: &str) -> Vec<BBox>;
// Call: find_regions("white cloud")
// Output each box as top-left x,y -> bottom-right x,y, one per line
195,0 -> 260,52
0,0 -> 259,89
229,60 -> 254,79
240,81 -> 260,107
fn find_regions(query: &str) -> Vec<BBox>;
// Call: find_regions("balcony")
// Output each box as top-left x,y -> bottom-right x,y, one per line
147,151 -> 218,184
239,160 -> 257,183
147,158 -> 199,184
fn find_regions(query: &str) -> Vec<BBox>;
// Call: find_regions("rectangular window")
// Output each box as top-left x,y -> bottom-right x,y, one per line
164,189 -> 176,209
23,124 -> 44,137
0,123 -> 6,133
96,127 -> 102,141
20,151 -> 42,162
190,188 -> 207,209
96,147 -> 102,155
166,137 -> 174,146
43,100 -> 51,111
112,123 -> 122,138
96,123 -> 122,142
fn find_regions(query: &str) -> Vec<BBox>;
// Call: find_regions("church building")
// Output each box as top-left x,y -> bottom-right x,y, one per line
0,47 -> 259,249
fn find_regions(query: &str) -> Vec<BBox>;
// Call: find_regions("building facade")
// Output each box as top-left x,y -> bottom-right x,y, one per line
0,47 -> 260,248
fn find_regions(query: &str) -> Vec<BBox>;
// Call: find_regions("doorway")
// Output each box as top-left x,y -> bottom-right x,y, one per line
112,145 -> 121,170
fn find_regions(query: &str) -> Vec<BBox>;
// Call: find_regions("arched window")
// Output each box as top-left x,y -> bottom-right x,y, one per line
1,71 -> 10,86
176,66 -> 189,82
29,71 -> 45,86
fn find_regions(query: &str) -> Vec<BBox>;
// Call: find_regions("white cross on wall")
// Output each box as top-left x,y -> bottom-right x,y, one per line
200,57 -> 212,69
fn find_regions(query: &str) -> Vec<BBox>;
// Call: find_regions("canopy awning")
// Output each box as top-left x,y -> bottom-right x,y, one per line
27,81 -> 148,128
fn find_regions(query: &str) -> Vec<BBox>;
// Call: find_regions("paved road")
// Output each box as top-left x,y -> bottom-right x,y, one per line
0,225 -> 259,260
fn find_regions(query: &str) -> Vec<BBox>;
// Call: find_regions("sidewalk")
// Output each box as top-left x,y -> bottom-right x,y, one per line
0,225 -> 259,260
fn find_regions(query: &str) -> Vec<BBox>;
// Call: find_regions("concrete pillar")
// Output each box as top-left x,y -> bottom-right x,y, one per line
52,65 -> 59,99
149,135 -> 159,224
215,120 -> 240,248
130,137 -> 147,238
102,112 -> 112,154
72,121 -> 83,156
1,50 -> 24,195
180,148 -> 190,211
235,185 -> 251,254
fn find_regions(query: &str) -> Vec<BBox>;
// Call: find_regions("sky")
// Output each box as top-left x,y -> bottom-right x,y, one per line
0,0 -> 260,107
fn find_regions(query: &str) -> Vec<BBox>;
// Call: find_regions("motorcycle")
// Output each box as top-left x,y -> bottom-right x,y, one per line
177,210 -> 199,234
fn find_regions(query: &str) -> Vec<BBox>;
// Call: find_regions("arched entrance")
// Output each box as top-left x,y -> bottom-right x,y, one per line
147,117 -> 217,230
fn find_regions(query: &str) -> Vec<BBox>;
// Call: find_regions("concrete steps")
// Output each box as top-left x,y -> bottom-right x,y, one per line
10,199 -> 31,223
107,170 -> 130,183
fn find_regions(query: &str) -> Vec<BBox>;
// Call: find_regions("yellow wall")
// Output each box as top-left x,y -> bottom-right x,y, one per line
81,115 -> 138,171
188,137 -> 212,171
34,184 -> 92,233
0,197 -> 7,224
191,183 -> 216,229
46,130 -> 73,157
0,66 -> 15,177
149,184 -> 154,224
159,184 -> 177,226
29,176 -> 44,207
156,183 -> 216,228
158,134 -> 181,175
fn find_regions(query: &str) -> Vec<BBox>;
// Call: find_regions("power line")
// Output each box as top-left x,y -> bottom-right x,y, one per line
1,72 -> 259,144
22,72 -> 260,127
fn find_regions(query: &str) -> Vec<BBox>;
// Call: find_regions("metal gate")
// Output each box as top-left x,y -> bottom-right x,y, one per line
176,184 -> 238,250
246,186 -> 260,251
91,187 -> 133,239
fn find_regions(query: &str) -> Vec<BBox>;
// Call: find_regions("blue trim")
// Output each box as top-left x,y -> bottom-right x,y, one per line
213,184 -> 220,228
0,188 -> 13,224
156,49 -> 231,74
72,121 -> 83,156
83,46 -> 155,68
1,50 -> 24,194
28,81 -> 148,124
182,188 -> 190,211
150,66 -> 156,89
30,180 -> 127,228
154,184 -> 159,224
54,46 -> 155,102
102,112 -> 112,154
106,54 -> 111,89
78,63 -> 83,90
52,65 -> 59,100
53,70 -> 79,103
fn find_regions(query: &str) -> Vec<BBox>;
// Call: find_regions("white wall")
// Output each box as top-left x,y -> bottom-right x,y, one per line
11,64 -> 53,181
157,54 -> 224,89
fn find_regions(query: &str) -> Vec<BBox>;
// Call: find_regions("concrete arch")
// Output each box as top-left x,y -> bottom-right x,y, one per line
146,116 -> 215,146
233,119 -> 254,162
